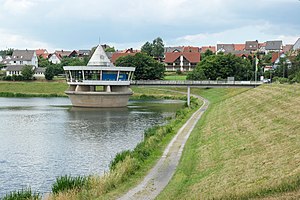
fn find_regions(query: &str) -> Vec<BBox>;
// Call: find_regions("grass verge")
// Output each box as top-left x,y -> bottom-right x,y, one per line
0,81 -> 68,97
158,84 -> 300,199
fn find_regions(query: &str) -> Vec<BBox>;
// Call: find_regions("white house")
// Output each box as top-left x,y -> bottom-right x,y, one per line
265,41 -> 283,54
34,67 -> 45,79
48,52 -> 62,64
9,50 -> 38,67
273,54 -> 292,69
6,65 -> 45,78
6,65 -> 28,76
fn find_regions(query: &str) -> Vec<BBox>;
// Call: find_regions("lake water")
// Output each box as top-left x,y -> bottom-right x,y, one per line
0,97 -> 184,196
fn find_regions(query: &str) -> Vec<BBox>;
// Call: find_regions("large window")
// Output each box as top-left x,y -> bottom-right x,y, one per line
70,70 -> 83,82
84,70 -> 100,80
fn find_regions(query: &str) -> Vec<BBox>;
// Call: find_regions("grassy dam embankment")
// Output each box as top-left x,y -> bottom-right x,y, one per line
158,84 -> 300,200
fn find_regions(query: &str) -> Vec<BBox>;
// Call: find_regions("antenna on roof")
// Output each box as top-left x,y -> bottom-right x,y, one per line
98,36 -> 101,46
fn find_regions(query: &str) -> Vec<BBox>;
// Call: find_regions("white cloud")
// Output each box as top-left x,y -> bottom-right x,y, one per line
0,29 -> 54,51
170,22 -> 299,47
3,0 -> 35,14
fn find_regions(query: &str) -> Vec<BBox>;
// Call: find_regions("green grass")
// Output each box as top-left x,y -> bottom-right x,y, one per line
0,81 -> 68,97
158,84 -> 300,199
1,188 -> 40,200
52,175 -> 89,194
164,75 -> 187,80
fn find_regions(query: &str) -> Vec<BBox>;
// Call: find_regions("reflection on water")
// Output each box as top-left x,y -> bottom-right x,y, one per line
0,97 -> 183,196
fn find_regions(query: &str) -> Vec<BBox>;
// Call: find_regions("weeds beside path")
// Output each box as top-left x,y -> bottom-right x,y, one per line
118,90 -> 209,200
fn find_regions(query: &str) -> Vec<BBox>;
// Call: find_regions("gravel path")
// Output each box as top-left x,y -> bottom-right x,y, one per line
118,92 -> 209,200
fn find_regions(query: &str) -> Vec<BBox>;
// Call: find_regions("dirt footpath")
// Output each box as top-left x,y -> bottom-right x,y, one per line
118,93 -> 209,200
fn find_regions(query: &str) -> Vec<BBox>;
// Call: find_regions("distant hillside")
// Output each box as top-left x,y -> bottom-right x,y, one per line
159,84 -> 300,199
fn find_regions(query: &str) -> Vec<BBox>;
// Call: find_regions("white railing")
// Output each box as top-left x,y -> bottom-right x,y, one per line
130,80 -> 262,87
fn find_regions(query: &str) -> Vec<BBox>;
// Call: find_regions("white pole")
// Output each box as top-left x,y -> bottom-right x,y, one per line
187,86 -> 190,107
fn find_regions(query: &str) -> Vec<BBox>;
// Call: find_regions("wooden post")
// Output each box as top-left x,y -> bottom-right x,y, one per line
187,86 -> 190,107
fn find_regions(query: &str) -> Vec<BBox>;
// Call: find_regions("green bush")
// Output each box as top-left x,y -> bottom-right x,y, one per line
51,175 -> 88,194
273,76 -> 289,84
144,126 -> 159,139
2,188 -> 40,200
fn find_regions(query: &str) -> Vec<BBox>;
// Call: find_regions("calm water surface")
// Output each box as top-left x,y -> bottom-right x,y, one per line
0,97 -> 184,196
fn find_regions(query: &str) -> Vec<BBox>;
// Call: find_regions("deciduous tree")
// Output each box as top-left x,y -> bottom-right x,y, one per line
187,54 -> 252,81
115,53 -> 164,80
21,65 -> 35,80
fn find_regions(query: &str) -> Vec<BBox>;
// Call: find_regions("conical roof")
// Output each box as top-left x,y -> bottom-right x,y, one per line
87,45 -> 113,66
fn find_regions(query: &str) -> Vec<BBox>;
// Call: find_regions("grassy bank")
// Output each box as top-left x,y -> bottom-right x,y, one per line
158,84 -> 300,199
0,81 -> 68,97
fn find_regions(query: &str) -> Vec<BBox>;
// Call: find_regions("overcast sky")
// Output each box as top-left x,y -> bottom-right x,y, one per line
0,0 -> 300,51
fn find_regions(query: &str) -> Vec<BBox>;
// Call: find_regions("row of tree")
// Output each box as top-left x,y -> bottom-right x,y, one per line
187,49 -> 300,83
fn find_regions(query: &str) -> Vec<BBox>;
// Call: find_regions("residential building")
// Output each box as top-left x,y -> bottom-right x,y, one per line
259,42 -> 267,52
234,44 -> 245,51
245,41 -> 259,51
293,38 -> 300,51
54,50 -> 72,58
34,67 -> 46,78
36,49 -> 49,59
111,48 -> 139,64
200,46 -> 216,54
164,51 -> 200,72
182,46 -> 199,53
69,50 -> 78,58
9,49 -> 38,67
5,65 -> 45,78
0,56 -> 11,65
164,46 -> 183,53
78,50 -> 91,60
272,53 -> 292,69
282,45 -> 293,53
6,65 -> 24,76
265,40 -> 283,53
78,50 -> 91,57
48,52 -> 62,64
217,44 -> 235,53
232,50 -> 251,58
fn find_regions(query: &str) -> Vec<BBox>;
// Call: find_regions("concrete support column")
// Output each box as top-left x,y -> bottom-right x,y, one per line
187,86 -> 190,107
106,85 -> 111,92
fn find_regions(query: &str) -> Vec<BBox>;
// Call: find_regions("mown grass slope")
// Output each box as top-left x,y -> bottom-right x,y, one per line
158,84 -> 300,199
0,81 -> 68,97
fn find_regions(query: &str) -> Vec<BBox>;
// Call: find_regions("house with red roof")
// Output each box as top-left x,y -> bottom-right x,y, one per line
200,46 -> 216,54
111,48 -> 140,64
182,46 -> 199,53
36,49 -> 49,59
234,44 -> 245,51
164,51 -> 200,72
